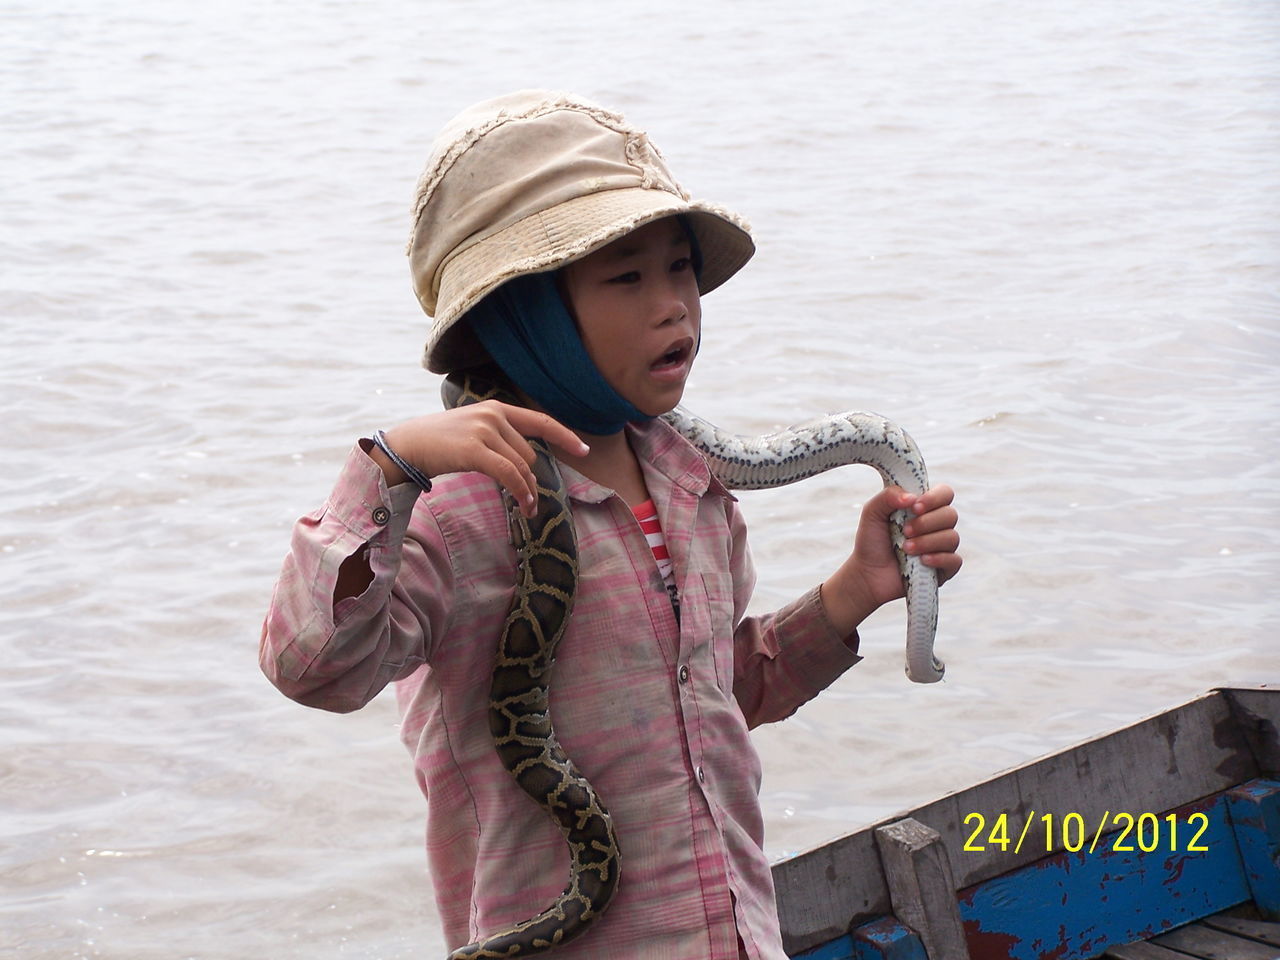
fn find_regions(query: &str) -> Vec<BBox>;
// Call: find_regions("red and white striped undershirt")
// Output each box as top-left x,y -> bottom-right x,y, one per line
631,499 -> 679,613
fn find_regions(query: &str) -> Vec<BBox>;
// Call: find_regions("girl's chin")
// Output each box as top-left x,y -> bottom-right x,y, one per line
634,386 -> 685,418
617,367 -> 690,417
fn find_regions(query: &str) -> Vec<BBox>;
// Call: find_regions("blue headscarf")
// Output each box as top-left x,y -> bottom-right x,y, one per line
466,216 -> 703,436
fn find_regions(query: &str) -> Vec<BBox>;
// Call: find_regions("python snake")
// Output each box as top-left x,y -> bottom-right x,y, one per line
441,371 -> 944,959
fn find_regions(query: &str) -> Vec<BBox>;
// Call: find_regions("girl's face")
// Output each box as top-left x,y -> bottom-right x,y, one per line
560,217 -> 701,418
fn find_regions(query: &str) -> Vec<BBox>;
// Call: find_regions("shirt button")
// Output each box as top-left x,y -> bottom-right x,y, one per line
696,765 -> 705,783
371,506 -> 390,525
678,664 -> 690,684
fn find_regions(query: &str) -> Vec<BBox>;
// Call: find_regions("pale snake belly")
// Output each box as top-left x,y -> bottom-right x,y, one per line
442,372 -> 944,959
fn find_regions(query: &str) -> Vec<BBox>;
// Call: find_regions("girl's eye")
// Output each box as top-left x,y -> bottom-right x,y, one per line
608,270 -> 641,284
671,256 -> 692,272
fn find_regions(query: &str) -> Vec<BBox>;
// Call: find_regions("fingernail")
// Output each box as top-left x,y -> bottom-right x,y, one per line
578,442 -> 590,455
904,539 -> 916,554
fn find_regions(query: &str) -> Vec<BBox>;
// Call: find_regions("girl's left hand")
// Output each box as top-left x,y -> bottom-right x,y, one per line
819,484 -> 961,636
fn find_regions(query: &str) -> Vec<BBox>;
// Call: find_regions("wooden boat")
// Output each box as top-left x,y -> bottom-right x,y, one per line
772,683 -> 1279,959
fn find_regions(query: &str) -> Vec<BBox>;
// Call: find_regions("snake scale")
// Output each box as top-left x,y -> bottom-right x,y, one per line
441,371 -> 944,959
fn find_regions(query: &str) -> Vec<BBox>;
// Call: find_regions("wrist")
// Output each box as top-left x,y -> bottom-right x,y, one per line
818,564 -> 880,638
371,429 -> 433,491
365,441 -> 409,486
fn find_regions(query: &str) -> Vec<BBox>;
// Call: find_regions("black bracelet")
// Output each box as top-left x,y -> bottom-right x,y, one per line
371,430 -> 433,492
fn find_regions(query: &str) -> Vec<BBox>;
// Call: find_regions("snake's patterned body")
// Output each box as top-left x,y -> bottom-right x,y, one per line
441,372 -> 944,959
443,373 -> 619,960
662,407 -> 945,685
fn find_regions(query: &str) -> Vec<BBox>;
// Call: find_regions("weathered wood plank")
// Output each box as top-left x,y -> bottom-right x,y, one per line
792,933 -> 856,960
1101,943 -> 1189,960
1152,922 -> 1280,959
1218,684 -> 1280,778
850,917 -> 929,959
1202,913 -> 1280,946
874,818 -> 969,960
1227,780 -> 1280,921
773,689 -> 1270,954
774,831 -> 887,951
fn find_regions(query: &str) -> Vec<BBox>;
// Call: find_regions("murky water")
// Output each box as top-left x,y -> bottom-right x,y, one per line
3,0 -> 1278,956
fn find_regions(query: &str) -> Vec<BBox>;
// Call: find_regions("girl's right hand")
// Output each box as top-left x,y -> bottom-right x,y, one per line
368,401 -> 590,518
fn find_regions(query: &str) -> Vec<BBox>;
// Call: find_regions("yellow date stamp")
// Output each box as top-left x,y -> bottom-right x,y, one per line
962,810 -> 1211,855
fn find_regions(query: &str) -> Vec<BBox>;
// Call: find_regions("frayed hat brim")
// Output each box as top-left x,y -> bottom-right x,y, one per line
420,188 -> 753,373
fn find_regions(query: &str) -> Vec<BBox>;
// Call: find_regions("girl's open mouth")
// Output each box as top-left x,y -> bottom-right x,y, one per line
650,337 -> 694,379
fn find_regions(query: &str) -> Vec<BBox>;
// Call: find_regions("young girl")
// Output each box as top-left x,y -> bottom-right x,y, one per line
260,90 -> 960,960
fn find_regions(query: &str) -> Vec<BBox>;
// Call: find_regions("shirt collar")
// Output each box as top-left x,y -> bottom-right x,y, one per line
556,417 -> 737,505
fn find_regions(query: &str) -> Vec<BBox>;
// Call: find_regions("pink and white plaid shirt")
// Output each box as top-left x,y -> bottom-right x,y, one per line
260,418 -> 862,959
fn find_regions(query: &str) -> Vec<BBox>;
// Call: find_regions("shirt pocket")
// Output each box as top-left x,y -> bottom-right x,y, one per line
699,570 -> 737,695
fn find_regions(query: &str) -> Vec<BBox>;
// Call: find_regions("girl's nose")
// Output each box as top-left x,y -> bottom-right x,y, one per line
654,278 -> 693,326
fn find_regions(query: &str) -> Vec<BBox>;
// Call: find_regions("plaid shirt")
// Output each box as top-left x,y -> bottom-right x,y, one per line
260,418 -> 862,959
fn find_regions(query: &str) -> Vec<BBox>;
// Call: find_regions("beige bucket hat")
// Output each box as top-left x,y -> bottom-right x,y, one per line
408,90 -> 756,373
